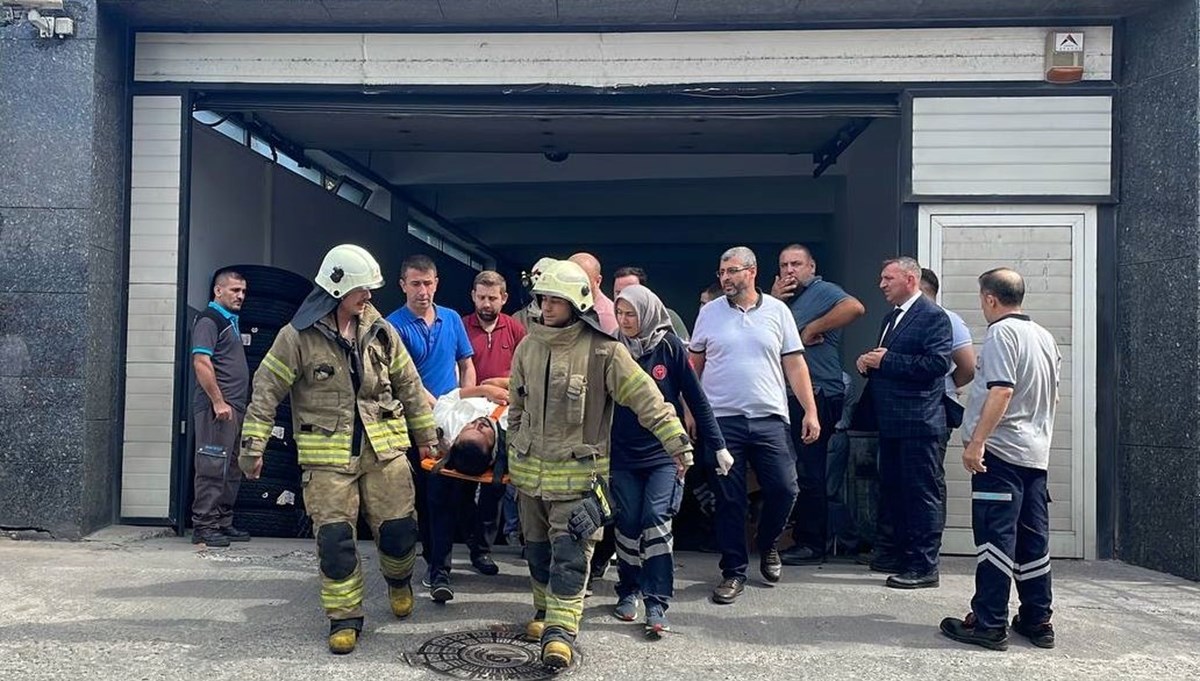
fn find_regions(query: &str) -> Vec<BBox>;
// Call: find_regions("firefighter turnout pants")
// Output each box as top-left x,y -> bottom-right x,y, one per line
303,442 -> 419,622
518,491 -> 602,635
971,452 -> 1053,630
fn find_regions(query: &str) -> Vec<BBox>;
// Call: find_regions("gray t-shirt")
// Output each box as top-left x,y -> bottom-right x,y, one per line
961,314 -> 1061,470
690,291 -> 804,421
191,302 -> 250,413
787,277 -> 850,398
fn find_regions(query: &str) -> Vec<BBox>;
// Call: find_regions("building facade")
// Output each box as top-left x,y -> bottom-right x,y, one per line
0,0 -> 1196,580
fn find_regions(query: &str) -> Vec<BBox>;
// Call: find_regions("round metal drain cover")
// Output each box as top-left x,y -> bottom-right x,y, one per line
406,630 -> 578,679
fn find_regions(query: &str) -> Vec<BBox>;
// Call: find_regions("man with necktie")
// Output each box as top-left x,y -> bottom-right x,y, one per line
855,257 -> 953,589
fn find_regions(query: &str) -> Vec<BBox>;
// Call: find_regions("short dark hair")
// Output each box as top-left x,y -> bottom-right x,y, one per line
978,268 -> 1025,307
446,437 -> 493,477
920,268 -> 940,295
780,243 -> 814,262
401,254 -> 437,279
704,282 -> 723,298
613,266 -> 648,285
210,268 -> 245,300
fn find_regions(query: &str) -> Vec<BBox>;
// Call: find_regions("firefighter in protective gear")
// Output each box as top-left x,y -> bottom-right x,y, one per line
513,256 -> 556,330
239,244 -> 437,655
507,258 -> 693,669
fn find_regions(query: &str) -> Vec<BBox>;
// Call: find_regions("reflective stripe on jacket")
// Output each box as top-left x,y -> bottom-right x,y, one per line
507,320 -> 692,500
241,304 -> 436,468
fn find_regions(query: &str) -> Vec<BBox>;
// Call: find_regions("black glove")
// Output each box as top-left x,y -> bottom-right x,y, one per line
567,495 -> 605,541
567,477 -> 615,541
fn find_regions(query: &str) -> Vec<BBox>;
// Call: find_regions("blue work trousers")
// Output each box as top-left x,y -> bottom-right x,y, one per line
971,453 -> 1053,629
611,463 -> 684,609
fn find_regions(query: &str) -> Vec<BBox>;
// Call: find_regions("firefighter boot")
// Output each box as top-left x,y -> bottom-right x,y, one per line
389,583 -> 414,618
525,609 -> 547,641
328,618 -> 362,655
541,626 -> 575,669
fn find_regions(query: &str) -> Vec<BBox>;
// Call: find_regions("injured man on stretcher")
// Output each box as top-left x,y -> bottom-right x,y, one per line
424,384 -> 511,482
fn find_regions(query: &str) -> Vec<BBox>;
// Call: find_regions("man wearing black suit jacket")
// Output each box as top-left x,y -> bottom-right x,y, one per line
856,257 -> 953,589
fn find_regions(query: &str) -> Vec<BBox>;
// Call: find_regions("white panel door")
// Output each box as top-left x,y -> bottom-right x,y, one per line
919,206 -> 1097,559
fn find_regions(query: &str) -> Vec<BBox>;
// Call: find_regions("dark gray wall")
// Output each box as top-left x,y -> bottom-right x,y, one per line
188,123 -> 478,318
1118,0 -> 1200,580
0,2 -> 127,538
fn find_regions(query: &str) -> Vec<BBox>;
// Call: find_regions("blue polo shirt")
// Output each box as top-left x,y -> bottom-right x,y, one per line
787,276 -> 851,398
386,303 -> 474,398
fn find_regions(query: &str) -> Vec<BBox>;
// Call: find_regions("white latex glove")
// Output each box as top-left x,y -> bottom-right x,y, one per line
714,448 -> 734,476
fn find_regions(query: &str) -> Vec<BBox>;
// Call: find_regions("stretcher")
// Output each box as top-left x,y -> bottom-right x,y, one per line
420,455 -> 509,485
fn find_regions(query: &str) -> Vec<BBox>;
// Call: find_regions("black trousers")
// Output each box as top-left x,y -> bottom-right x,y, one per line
713,415 -> 799,579
787,392 -> 844,554
407,448 -> 432,564
971,453 -> 1053,629
877,435 -> 947,574
426,472 -> 504,577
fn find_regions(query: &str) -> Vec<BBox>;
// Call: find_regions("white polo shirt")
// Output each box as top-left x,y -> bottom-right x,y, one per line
689,291 -> 804,421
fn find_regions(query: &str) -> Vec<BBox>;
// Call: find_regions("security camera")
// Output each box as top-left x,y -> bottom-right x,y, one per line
1,0 -> 73,38
3,0 -> 64,8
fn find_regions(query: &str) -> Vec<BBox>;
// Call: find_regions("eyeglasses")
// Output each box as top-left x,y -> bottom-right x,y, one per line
716,266 -> 753,278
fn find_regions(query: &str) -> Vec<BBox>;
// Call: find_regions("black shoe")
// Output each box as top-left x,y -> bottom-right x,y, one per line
886,571 -> 940,589
471,553 -> 500,576
585,561 -> 607,597
1011,615 -> 1055,648
868,556 -> 906,574
940,613 -> 1009,651
760,548 -> 782,583
779,545 -> 825,566
430,574 -> 454,603
711,576 -> 746,604
590,559 -> 609,581
221,526 -> 251,542
192,528 -> 230,547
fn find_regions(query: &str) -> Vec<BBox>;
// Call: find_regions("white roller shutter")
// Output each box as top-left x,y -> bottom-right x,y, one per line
912,96 -> 1114,197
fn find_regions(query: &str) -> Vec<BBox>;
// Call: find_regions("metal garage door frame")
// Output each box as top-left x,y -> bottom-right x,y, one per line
120,25 -> 1115,537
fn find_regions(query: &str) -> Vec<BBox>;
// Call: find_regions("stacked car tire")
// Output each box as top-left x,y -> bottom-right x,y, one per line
231,264 -> 314,539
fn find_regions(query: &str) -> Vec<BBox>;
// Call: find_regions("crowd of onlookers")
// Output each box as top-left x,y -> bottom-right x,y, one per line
191,242 -> 1062,656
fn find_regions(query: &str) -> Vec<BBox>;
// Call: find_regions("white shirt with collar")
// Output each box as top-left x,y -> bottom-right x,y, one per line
432,388 -> 509,450
881,290 -> 925,343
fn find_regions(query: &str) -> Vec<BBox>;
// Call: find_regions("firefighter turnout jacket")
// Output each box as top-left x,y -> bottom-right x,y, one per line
240,304 -> 437,470
507,319 -> 693,501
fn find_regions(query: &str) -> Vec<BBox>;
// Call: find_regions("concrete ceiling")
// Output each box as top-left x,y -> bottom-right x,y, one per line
103,0 -> 1166,31
242,109 -> 864,155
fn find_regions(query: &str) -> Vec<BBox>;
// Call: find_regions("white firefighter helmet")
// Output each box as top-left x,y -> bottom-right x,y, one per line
531,259 -> 594,313
315,244 -> 384,299
528,257 -> 557,287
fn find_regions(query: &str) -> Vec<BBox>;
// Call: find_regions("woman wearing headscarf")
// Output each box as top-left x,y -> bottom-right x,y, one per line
609,284 -> 730,637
